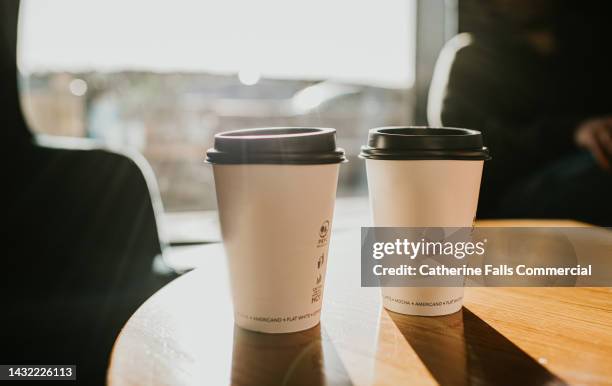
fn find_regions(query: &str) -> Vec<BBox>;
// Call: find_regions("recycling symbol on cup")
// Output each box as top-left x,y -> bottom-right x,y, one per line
319,220 -> 330,238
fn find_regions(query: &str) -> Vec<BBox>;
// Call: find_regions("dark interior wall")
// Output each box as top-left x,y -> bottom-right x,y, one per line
457,0 -> 612,62
1,0 -> 31,147
458,0 -> 476,33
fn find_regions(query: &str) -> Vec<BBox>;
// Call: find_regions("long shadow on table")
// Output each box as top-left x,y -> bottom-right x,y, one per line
231,325 -> 353,386
389,308 -> 567,386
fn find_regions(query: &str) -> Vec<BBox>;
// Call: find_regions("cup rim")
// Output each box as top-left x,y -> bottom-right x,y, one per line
360,126 -> 491,161
217,127 -> 335,139
206,127 -> 347,165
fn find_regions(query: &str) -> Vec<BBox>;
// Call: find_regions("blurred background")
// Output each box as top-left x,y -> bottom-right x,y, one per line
17,0 -> 612,222
17,0 -> 448,211
5,0 -> 612,382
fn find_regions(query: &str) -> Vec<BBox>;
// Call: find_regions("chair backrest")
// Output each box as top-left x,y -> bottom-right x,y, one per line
3,1 -> 172,294
426,33 -> 473,127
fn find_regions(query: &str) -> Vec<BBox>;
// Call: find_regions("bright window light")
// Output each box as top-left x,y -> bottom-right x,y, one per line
19,0 -> 416,88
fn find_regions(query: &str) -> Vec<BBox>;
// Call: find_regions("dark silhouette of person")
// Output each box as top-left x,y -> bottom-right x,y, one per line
429,0 -> 612,225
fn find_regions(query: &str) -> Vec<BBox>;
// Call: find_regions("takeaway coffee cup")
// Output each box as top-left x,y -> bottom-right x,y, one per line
206,127 -> 345,333
360,127 -> 490,316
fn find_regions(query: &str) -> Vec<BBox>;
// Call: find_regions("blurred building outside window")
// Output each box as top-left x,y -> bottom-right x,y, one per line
18,0 -> 416,211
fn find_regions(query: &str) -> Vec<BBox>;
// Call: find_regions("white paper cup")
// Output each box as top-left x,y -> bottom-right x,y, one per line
207,128 -> 345,333
361,127 -> 489,316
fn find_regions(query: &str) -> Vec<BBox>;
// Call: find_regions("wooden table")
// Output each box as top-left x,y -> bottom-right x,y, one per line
109,201 -> 612,385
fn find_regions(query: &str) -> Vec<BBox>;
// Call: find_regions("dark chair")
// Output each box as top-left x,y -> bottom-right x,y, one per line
1,1 -> 176,383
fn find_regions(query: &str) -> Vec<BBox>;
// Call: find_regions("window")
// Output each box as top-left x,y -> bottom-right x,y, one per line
19,0 -> 416,211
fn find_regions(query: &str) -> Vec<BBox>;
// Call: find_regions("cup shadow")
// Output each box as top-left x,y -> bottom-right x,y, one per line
231,324 -> 353,386
387,308 -> 567,386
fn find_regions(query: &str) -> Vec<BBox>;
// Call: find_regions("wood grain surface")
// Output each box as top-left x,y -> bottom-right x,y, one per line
108,211 -> 612,386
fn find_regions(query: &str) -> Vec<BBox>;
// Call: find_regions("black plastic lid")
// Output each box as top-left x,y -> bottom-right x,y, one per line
206,127 -> 346,165
359,126 -> 491,160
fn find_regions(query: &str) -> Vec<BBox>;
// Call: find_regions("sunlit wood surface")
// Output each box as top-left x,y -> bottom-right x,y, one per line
109,203 -> 612,386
